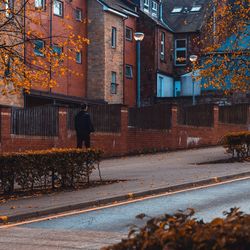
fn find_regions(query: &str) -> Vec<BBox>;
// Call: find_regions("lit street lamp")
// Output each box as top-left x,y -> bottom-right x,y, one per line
134,32 -> 144,107
189,54 -> 198,105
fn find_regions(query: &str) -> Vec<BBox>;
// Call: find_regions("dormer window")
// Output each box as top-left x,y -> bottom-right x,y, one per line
144,0 -> 149,12
152,1 -> 158,17
171,7 -> 182,13
190,6 -> 202,12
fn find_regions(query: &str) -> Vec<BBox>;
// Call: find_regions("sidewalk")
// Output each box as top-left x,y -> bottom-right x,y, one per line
0,146 -> 249,223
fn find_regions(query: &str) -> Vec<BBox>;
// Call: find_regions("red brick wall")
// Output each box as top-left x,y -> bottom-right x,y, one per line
0,106 -> 248,156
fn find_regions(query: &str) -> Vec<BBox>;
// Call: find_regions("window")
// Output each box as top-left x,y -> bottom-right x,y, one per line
171,7 -> 182,13
143,0 -> 149,11
34,40 -> 45,56
111,27 -> 116,48
111,72 -> 117,94
5,0 -> 14,18
35,0 -> 45,9
75,8 -> 82,21
191,6 -> 202,12
52,45 -> 62,55
152,1 -> 158,17
53,0 -> 63,17
76,51 -> 82,64
175,39 -> 187,66
125,65 -> 133,78
160,32 -> 165,61
125,27 -> 133,41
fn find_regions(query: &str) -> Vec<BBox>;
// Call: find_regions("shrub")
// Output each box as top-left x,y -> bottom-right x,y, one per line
0,148 -> 102,194
103,208 -> 250,250
220,131 -> 250,160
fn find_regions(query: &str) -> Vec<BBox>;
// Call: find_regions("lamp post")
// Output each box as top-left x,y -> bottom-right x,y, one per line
189,54 -> 198,105
134,32 -> 144,107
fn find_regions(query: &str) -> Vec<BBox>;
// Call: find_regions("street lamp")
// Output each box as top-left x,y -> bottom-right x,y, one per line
189,54 -> 198,105
134,32 -> 144,107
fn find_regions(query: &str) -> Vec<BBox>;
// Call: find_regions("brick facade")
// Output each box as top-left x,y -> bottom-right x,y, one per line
1,106 -> 249,156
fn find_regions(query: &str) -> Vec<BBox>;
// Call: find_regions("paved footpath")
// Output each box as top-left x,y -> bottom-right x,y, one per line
0,146 -> 249,222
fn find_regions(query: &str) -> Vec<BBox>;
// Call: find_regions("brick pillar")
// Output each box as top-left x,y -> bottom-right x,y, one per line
213,105 -> 219,129
0,107 -> 12,152
169,104 -> 178,149
120,106 -> 128,154
55,107 -> 67,148
171,104 -> 178,128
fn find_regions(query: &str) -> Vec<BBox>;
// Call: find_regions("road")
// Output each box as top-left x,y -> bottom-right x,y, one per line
0,178 -> 249,250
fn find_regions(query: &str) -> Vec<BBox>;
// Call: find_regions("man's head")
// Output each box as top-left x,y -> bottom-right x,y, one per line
80,103 -> 88,111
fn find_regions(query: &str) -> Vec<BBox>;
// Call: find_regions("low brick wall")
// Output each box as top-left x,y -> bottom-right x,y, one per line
0,105 -> 249,156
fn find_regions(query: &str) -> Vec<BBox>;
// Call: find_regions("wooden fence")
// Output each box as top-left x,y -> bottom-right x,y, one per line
128,104 -> 172,130
11,106 -> 59,137
67,104 -> 122,133
219,104 -> 249,124
177,104 -> 214,127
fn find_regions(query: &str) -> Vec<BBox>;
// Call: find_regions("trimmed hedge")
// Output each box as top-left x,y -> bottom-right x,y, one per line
0,148 -> 102,194
103,208 -> 250,250
221,131 -> 250,160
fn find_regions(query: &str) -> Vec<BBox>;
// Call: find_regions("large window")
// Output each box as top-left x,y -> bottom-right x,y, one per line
34,40 -> 45,56
75,8 -> 82,21
111,27 -> 117,48
175,39 -> 187,66
35,0 -> 45,9
143,0 -> 149,11
160,32 -> 165,61
111,72 -> 117,94
125,27 -> 133,41
54,0 -> 63,17
52,45 -> 62,56
125,65 -> 133,79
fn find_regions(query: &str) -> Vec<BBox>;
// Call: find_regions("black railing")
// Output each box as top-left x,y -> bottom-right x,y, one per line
178,104 -> 214,127
128,104 -> 172,130
11,106 -> 59,136
67,104 -> 121,133
219,104 -> 249,124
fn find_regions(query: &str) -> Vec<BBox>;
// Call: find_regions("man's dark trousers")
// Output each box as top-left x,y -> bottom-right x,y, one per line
77,134 -> 90,148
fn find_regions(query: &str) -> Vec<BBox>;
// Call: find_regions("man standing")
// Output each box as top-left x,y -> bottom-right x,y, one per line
75,103 -> 95,148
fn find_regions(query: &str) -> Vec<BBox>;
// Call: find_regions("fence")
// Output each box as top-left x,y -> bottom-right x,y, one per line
128,104 -> 172,130
67,104 -> 121,133
11,106 -> 59,137
219,104 -> 249,124
178,104 -> 214,127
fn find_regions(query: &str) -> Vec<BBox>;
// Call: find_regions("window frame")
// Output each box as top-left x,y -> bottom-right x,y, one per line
75,8 -> 82,21
160,32 -> 165,61
175,39 -> 187,66
5,0 -> 14,18
111,27 -> 117,48
111,71 -> 118,94
152,1 -> 158,16
125,65 -> 133,79
143,0 -> 149,12
76,51 -> 82,64
35,0 -> 45,10
34,40 -> 45,57
125,27 -> 133,41
53,0 -> 63,17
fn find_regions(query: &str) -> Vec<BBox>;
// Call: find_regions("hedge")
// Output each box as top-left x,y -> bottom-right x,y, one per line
103,208 -> 250,250
0,148 -> 102,194
220,131 -> 250,160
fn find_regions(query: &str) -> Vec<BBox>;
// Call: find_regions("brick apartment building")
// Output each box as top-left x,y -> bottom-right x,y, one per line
87,0 -> 138,106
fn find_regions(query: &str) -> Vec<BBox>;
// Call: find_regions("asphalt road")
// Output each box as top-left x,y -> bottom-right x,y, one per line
0,178 -> 249,250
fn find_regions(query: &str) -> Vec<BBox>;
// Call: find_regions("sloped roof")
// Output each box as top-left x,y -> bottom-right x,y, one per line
162,0 -> 211,33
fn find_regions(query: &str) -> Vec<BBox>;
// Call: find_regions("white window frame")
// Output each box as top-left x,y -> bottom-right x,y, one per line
75,8 -> 82,21
111,27 -> 117,48
53,0 -> 63,17
111,71 -> 117,94
35,0 -> 45,9
34,40 -> 45,57
143,0 -> 149,12
160,32 -> 165,60
5,0 -> 14,18
152,1 -> 158,11
125,65 -> 133,79
125,27 -> 133,41
76,51 -> 82,64
175,39 -> 187,66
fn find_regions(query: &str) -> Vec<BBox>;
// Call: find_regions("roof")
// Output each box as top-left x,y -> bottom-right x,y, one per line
162,0 -> 211,33
97,0 -> 138,17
